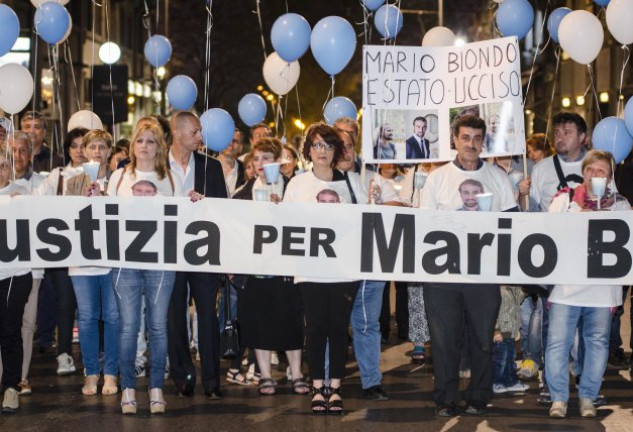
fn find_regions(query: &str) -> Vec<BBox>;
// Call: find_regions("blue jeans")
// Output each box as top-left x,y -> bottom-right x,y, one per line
493,338 -> 518,386
545,303 -> 613,402
71,274 -> 119,376
112,269 -> 175,390
520,295 -> 544,367
218,283 -> 238,332
351,280 -> 386,389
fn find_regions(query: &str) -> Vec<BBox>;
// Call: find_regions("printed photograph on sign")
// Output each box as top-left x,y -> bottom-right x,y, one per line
370,109 -> 439,162
448,101 -> 517,154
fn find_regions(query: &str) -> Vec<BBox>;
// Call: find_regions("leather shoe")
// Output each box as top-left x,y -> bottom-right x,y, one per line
177,374 -> 195,398
362,386 -> 390,401
436,403 -> 458,417
465,402 -> 487,416
205,387 -> 223,400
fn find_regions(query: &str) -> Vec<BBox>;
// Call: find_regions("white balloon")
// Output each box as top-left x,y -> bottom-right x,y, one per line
422,26 -> 456,47
262,52 -> 300,96
606,0 -> 633,45
0,64 -> 34,114
30,0 -> 70,6
68,110 -> 103,132
558,10 -> 604,65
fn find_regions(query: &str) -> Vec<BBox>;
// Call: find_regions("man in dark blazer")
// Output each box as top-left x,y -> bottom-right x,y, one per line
167,111 -> 228,400
406,116 -> 431,159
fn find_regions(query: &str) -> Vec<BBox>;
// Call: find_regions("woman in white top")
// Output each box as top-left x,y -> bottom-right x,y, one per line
66,130 -> 118,397
107,122 -> 181,414
283,123 -> 366,415
0,149 -> 31,412
545,150 -> 629,419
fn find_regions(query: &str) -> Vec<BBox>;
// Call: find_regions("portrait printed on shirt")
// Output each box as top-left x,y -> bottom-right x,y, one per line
456,179 -> 484,211
316,188 -> 341,204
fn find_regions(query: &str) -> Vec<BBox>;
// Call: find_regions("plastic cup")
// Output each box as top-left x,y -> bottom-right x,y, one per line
591,177 -> 607,198
263,162 -> 281,184
253,188 -> 269,201
414,171 -> 428,189
83,161 -> 100,182
476,192 -> 493,211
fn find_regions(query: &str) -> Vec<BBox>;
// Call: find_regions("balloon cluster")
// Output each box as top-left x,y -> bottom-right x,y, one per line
34,1 -> 72,45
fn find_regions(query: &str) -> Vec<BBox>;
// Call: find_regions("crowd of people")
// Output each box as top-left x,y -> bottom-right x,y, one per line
0,109 -> 631,420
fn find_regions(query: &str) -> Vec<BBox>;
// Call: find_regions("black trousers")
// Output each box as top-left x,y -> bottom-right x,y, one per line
299,281 -> 358,380
424,282 -> 500,406
45,268 -> 76,356
0,273 -> 32,389
167,272 -> 220,390
380,282 -> 409,340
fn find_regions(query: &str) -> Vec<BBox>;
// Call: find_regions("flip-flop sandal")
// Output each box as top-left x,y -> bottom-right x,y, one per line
258,378 -> 276,396
292,378 -> 310,395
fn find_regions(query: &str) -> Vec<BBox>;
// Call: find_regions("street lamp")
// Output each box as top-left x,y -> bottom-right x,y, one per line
99,42 -> 121,64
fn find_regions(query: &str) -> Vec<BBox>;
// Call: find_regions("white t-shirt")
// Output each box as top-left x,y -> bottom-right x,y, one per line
33,164 -> 84,196
419,161 -> 517,211
0,183 -> 31,280
530,155 -> 583,212
399,165 -> 428,208
14,171 -> 45,193
284,170 -> 366,283
547,189 -> 628,307
107,168 -> 183,197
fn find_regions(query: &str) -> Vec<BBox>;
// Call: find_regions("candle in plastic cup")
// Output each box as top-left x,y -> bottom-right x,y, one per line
476,192 -> 493,211
591,177 -> 607,198
413,171 -> 428,189
83,161 -> 100,182
253,188 -> 269,202
263,162 -> 281,184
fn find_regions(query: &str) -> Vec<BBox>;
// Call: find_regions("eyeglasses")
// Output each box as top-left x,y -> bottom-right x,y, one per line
87,144 -> 109,151
311,141 -> 334,151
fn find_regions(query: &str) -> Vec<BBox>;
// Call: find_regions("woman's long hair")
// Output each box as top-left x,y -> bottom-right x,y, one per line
128,122 -> 169,180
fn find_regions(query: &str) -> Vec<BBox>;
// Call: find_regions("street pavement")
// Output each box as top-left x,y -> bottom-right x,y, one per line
1,298 -> 632,432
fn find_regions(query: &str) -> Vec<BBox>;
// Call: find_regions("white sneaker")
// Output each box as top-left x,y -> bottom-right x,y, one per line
506,381 -> 530,393
56,353 -> 76,375
271,352 -> 279,366
2,388 -> 19,413
579,397 -> 597,417
549,401 -> 567,418
134,362 -> 146,378
493,383 -> 508,394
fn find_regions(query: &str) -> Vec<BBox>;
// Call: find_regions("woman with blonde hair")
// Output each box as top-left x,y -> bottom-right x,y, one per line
107,122 -> 182,414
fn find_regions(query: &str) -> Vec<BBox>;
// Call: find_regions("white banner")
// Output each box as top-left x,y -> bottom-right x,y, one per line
362,37 -> 525,163
1,196 -> 632,285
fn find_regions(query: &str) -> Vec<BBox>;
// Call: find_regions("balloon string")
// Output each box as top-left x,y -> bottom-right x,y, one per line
294,83 -> 302,133
48,45 -> 62,167
91,0 -> 98,112
255,0 -> 267,62
156,0 -> 160,31
142,0 -> 152,39
522,3 -> 549,107
617,45 -> 630,118
543,46 -> 561,142
331,75 -> 335,99
63,43 -> 81,112
31,20 -> 39,127
204,2 -> 214,111
321,78 -> 334,120
105,0 -> 116,141
587,64 -> 602,121
282,95 -> 288,141
10,114 -> 15,182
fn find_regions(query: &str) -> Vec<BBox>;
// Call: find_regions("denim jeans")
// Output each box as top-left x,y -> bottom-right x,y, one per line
493,338 -> 518,387
520,295 -> 544,367
218,283 -> 239,332
545,303 -> 613,402
71,274 -> 119,376
112,269 -> 175,390
351,280 -> 386,389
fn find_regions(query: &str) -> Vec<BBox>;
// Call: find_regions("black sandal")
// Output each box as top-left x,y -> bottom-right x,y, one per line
327,386 -> 343,415
258,378 -> 276,396
292,378 -> 310,395
311,386 -> 328,415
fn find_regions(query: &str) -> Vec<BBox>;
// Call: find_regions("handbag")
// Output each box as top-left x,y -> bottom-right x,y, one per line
219,275 -> 240,359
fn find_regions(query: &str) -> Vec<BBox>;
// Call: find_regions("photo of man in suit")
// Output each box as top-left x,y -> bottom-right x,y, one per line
406,116 -> 431,159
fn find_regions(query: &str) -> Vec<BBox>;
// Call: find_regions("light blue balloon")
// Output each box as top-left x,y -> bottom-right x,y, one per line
144,35 -> 172,68
362,0 -> 386,11
323,97 -> 357,125
496,0 -> 534,40
238,93 -> 267,127
592,116 -> 633,164
594,0 -> 610,7
374,5 -> 404,40
310,16 -> 357,76
625,97 -> 633,138
166,75 -> 197,110
200,108 -> 235,152
546,7 -> 571,44
271,13 -> 311,63
34,2 -> 70,45
0,5 -> 19,57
